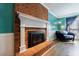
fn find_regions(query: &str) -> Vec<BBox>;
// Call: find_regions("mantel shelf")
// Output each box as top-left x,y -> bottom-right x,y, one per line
17,11 -> 49,24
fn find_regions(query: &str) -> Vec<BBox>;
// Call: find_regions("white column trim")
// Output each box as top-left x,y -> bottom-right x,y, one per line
20,27 -> 26,53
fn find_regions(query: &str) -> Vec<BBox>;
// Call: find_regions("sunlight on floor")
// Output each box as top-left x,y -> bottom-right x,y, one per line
62,40 -> 79,44
43,40 -> 79,56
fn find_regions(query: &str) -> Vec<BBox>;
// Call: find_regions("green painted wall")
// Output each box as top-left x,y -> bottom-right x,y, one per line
0,3 -> 14,33
58,17 -> 66,30
48,12 -> 58,30
48,12 -> 66,31
48,12 -> 58,40
48,11 -> 66,40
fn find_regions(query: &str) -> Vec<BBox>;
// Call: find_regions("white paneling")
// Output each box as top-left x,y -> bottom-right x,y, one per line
0,33 -> 14,56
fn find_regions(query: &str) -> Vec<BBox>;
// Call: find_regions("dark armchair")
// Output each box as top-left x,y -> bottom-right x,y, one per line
55,31 -> 75,41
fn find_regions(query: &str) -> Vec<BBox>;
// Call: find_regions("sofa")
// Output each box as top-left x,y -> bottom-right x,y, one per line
55,31 -> 75,42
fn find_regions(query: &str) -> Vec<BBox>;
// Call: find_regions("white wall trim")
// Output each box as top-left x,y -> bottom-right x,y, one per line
20,25 -> 47,28
20,45 -> 27,53
0,33 -> 14,36
20,27 -> 26,53
17,11 -> 48,24
41,3 -> 58,18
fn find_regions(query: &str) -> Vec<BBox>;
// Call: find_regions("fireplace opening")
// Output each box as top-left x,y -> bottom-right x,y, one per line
28,31 -> 46,48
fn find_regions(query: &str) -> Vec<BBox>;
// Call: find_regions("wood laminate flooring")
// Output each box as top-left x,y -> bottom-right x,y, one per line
43,41 -> 79,56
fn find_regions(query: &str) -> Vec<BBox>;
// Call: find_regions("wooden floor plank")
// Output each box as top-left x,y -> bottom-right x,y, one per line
43,41 -> 79,56
16,40 -> 57,56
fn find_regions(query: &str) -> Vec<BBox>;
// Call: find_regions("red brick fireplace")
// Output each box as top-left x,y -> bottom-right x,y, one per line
17,11 -> 48,53
14,3 -> 49,55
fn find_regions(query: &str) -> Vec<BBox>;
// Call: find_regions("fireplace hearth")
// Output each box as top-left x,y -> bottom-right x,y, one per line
28,31 -> 46,48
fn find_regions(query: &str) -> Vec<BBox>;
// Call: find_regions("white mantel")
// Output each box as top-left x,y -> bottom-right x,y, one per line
18,11 -> 48,28
17,11 -> 48,53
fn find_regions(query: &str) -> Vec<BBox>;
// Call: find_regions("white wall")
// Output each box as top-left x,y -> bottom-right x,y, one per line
0,33 -> 14,56
70,16 -> 79,40
47,23 -> 56,40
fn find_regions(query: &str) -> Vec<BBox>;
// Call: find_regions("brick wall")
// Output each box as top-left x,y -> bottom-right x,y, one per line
15,3 -> 48,20
14,13 -> 20,55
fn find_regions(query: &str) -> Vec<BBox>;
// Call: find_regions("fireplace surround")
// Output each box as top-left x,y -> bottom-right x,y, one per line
28,31 -> 46,48
15,11 -> 48,53
25,28 -> 47,48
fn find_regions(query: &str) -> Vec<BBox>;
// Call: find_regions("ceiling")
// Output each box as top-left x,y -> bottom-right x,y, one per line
43,3 -> 79,18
